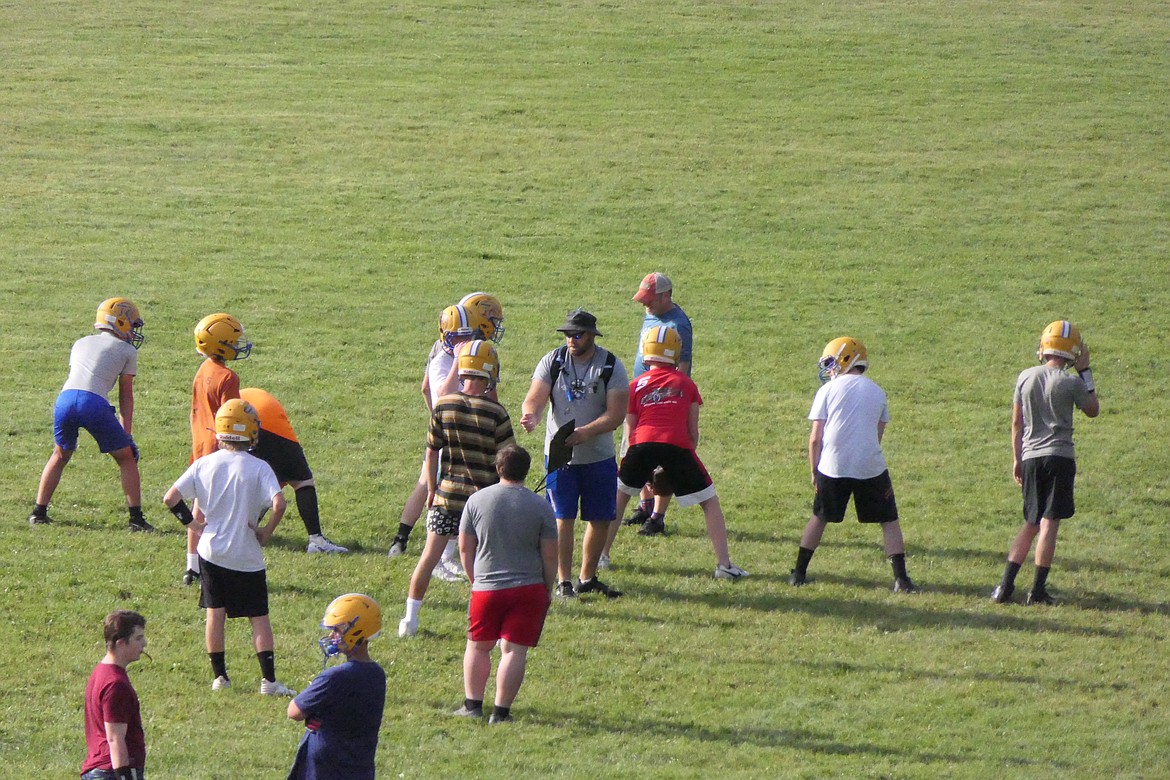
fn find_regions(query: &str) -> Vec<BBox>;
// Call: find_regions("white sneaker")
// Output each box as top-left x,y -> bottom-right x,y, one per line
714,563 -> 749,580
398,617 -> 418,638
212,676 -> 231,691
307,534 -> 348,554
259,679 -> 297,697
598,553 -> 611,570
433,559 -> 465,582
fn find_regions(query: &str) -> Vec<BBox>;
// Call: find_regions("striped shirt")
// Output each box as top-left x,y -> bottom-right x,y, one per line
427,392 -> 515,512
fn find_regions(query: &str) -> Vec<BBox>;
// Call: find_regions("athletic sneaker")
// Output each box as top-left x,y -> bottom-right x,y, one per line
306,534 -> 348,554
434,559 -> 465,582
211,676 -> 231,691
398,617 -> 418,638
28,513 -> 52,526
991,583 -> 1014,604
452,704 -> 483,718
488,712 -> 513,724
714,563 -> 749,580
638,517 -> 666,536
576,577 -> 622,598
128,517 -> 156,533
387,537 -> 408,557
182,569 -> 200,587
893,576 -> 919,593
788,570 -> 808,587
1026,588 -> 1056,606
555,581 -> 577,599
259,679 -> 297,697
623,506 -> 651,526
597,553 -> 611,570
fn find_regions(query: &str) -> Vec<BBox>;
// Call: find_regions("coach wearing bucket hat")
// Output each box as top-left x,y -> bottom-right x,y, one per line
520,308 -> 628,600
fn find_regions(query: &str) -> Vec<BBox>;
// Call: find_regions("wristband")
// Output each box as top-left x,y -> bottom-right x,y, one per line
1078,368 -> 1095,393
169,499 -> 195,526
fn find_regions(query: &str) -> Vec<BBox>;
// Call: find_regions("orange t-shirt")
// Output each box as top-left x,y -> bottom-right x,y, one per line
240,388 -> 299,443
190,359 -> 240,461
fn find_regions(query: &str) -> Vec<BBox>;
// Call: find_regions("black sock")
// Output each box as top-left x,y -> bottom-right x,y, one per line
396,523 -> 414,541
1033,566 -> 1050,591
31,504 -> 48,517
210,652 -> 228,680
795,546 -> 815,575
129,506 -> 145,523
492,705 -> 511,719
890,553 -> 908,580
465,698 -> 483,711
257,650 -> 276,682
649,512 -> 665,522
295,486 -> 322,536
639,499 -> 653,512
1002,560 -> 1022,587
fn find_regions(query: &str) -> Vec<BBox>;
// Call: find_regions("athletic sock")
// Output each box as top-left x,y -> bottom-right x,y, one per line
1033,566 -> 1050,591
396,523 -> 414,541
889,553 -> 908,580
639,499 -> 653,513
1001,560 -> 1022,587
465,698 -> 484,711
210,652 -> 228,680
794,546 -> 815,575
294,486 -> 323,536
405,598 -> 423,623
649,512 -> 665,522
187,553 -> 200,573
257,650 -> 276,682
129,506 -> 145,523
492,705 -> 511,719
31,504 -> 48,518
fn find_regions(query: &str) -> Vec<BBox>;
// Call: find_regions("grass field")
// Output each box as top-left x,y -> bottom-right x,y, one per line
2,1 -> 1168,777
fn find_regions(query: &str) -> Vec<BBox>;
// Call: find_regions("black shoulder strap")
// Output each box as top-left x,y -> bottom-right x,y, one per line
549,346 -> 569,407
600,351 -> 616,386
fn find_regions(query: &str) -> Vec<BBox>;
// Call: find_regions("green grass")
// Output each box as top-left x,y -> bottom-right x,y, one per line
1,1 -> 1168,777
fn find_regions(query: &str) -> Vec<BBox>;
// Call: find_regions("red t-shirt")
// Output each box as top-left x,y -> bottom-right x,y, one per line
628,366 -> 701,449
190,358 -> 240,462
82,662 -> 146,773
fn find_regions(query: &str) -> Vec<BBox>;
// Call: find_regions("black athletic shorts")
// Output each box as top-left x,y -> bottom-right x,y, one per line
1021,455 -> 1076,524
618,443 -> 715,507
812,470 -> 899,524
198,558 -> 270,618
251,430 -> 313,484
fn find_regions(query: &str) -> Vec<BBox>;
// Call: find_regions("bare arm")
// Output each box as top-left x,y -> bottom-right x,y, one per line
567,385 -> 629,446
105,721 -> 130,770
256,493 -> 287,546
424,447 -> 440,507
420,371 -> 433,413
459,531 -> 477,587
287,699 -> 306,721
520,379 -> 552,433
1011,402 -> 1024,485
877,419 -> 887,444
1075,345 -> 1100,417
809,419 -> 825,488
118,374 -> 135,435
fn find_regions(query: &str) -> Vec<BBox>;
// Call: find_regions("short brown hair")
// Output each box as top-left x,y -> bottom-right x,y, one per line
495,445 -> 531,482
104,610 -> 146,650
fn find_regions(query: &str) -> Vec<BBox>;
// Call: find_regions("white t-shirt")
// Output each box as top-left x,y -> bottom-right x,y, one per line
425,340 -> 456,407
62,332 -> 138,397
171,449 -> 282,572
808,373 -> 890,479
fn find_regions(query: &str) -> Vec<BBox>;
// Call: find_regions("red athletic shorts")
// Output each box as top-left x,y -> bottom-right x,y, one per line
468,583 -> 550,647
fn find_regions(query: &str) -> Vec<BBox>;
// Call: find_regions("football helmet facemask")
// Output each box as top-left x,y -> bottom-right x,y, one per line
1038,320 -> 1083,363
818,337 -> 868,384
439,304 -> 490,353
457,339 -> 499,389
214,398 -> 260,445
318,593 -> 382,660
459,292 -> 505,343
641,325 -> 683,366
194,313 -> 252,361
95,298 -> 145,349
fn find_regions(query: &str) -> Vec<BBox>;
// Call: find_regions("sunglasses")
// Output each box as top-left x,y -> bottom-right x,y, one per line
565,332 -> 589,340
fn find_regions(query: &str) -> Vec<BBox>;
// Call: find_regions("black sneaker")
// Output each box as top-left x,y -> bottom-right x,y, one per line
623,506 -> 651,526
555,581 -> 576,599
28,513 -> 53,526
576,577 -> 622,598
991,583 -> 1014,604
129,518 -> 156,533
1026,588 -> 1056,606
182,569 -> 200,587
638,517 -> 665,536
788,569 -> 808,586
893,577 -> 918,594
452,704 -> 484,718
488,712 -> 513,724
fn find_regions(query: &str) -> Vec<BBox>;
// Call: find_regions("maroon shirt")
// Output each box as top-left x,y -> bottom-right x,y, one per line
82,662 -> 145,773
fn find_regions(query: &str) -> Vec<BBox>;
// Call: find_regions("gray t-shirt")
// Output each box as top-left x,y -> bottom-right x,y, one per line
62,332 -> 138,397
1013,364 -> 1095,460
459,482 -> 557,591
532,346 -> 628,465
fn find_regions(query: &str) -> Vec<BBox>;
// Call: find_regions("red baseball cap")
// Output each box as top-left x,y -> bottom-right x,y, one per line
633,272 -> 672,305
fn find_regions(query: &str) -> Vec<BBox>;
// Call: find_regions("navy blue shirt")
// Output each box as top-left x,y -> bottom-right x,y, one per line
288,660 -> 386,780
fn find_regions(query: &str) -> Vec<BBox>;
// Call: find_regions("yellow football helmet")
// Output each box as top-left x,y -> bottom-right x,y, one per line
641,325 -> 683,366
818,336 -> 868,383
95,298 -> 145,349
319,593 -> 382,659
214,398 -> 260,445
1038,320 -> 1083,362
459,292 -> 505,343
457,339 -> 499,388
194,313 -> 252,361
439,304 -> 490,352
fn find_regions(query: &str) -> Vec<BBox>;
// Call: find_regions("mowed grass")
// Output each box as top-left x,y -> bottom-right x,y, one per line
1,1 -> 1168,777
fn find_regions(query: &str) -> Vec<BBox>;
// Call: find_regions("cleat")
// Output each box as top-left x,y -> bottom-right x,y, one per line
597,553 -> 611,570
398,617 -> 418,638
893,577 -> 918,593
788,570 -> 808,587
28,513 -> 53,526
259,679 -> 297,697
714,563 -> 749,580
306,534 -> 348,554
637,517 -> 666,536
182,569 -> 201,587
1026,588 -> 1056,606
387,537 -> 408,557
488,712 -> 513,724
452,704 -> 483,718
211,676 -> 231,691
576,577 -> 622,598
991,583 -> 1014,604
129,518 -> 156,533
555,581 -> 576,599
623,507 -> 652,527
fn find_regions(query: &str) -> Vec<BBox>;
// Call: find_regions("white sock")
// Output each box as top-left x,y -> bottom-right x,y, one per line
187,554 -> 199,572
405,598 -> 423,623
